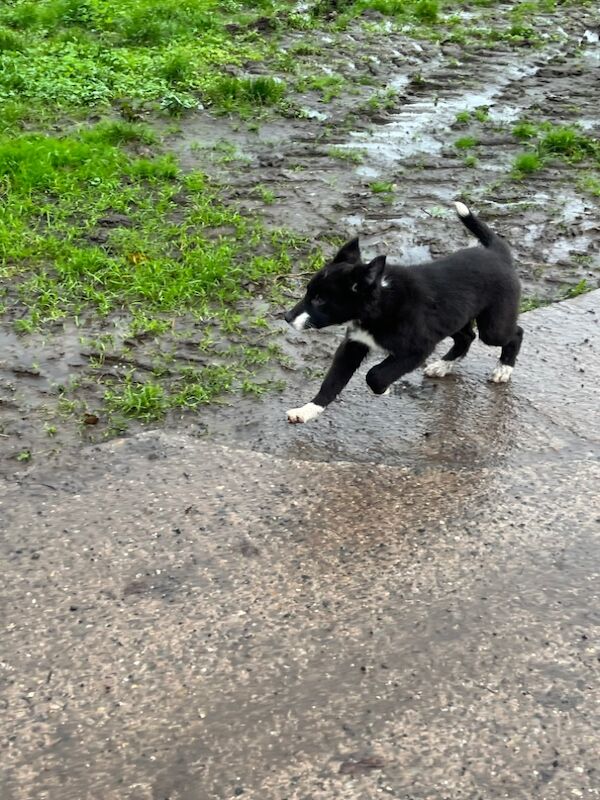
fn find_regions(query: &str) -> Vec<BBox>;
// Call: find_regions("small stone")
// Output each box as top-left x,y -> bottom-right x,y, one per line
339,755 -> 385,774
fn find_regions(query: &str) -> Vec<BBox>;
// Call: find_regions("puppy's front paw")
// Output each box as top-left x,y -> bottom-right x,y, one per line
424,360 -> 454,378
490,363 -> 513,383
366,368 -> 388,395
287,402 -> 324,424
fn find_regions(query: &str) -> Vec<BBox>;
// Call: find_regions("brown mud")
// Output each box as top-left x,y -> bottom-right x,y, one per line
1,5 -> 599,475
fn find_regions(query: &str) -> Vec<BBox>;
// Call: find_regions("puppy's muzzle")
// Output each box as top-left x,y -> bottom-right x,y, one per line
284,308 -> 313,330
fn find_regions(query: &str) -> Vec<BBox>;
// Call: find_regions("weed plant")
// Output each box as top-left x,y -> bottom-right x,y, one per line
511,122 -> 600,180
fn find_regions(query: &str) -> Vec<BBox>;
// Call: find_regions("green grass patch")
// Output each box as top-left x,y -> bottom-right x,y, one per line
254,184 -> 276,204
579,175 -> 600,197
539,125 -> 599,162
0,25 -> 26,51
520,278 -> 593,314
205,75 -> 286,111
520,296 -> 547,313
512,121 -> 600,161
0,124 -> 295,324
366,88 -> 398,112
328,146 -> 365,164
454,136 -> 478,150
0,0 -> 289,119
513,151 -> 543,175
105,381 -> 167,421
510,122 -> 600,181
102,357 -> 279,420
349,0 -> 441,23
564,278 -> 591,299
370,181 -> 395,194
512,120 -> 538,140
299,74 -> 345,102
455,107 -> 488,125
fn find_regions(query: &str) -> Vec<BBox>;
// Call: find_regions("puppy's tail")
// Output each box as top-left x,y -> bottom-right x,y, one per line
454,202 -> 508,254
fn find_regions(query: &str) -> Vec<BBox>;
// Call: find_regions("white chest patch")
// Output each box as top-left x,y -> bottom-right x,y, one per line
347,323 -> 385,351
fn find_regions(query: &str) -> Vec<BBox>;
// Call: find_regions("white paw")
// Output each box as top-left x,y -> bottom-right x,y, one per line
424,360 -> 455,378
490,363 -> 513,383
287,402 -> 324,424
382,387 -> 391,396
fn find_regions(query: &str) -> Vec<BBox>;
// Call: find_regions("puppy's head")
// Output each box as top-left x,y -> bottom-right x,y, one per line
284,238 -> 386,331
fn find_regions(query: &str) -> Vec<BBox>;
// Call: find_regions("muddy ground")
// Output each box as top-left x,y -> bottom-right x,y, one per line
1,4 -> 599,475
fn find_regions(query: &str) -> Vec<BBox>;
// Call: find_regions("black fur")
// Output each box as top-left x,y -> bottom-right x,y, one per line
284,204 -> 522,421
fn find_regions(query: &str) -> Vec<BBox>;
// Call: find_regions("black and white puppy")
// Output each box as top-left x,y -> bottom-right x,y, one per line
284,202 -> 522,423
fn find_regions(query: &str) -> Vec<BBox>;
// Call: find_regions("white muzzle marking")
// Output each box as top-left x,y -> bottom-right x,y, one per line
291,311 -> 311,331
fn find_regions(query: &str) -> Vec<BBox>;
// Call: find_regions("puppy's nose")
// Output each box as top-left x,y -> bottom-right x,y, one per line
284,309 -> 294,324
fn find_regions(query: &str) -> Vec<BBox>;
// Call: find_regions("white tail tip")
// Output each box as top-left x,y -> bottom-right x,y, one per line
454,201 -> 470,218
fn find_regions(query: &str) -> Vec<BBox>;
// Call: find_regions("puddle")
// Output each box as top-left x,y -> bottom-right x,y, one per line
340,212 -> 366,228
487,104 -> 521,124
355,165 -> 381,179
0,324 -> 88,396
547,234 -> 595,263
339,56 -> 550,166
394,242 -> 433,264
388,74 -> 411,92
299,107 -> 328,121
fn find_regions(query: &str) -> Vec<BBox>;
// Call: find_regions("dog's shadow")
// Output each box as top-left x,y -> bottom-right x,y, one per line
291,374 -> 520,563
283,363 -> 520,474
390,368 -> 519,467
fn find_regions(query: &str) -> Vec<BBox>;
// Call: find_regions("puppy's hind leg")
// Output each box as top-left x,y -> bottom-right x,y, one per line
490,325 -> 523,383
366,350 -> 430,395
424,322 -> 475,378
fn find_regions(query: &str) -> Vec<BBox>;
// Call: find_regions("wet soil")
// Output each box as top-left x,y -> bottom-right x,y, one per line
1,4 -> 599,474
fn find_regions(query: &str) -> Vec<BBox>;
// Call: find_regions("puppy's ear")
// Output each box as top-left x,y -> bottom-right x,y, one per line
332,237 -> 361,265
362,255 -> 386,286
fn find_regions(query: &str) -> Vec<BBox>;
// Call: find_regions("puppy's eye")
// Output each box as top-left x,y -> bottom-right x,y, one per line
312,295 -> 325,307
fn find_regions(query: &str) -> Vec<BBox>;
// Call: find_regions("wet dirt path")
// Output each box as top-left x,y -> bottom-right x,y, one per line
1,292 -> 599,799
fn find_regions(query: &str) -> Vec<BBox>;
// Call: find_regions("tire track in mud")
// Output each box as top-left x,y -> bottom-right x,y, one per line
181,17 -> 599,300
341,36 -> 600,295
